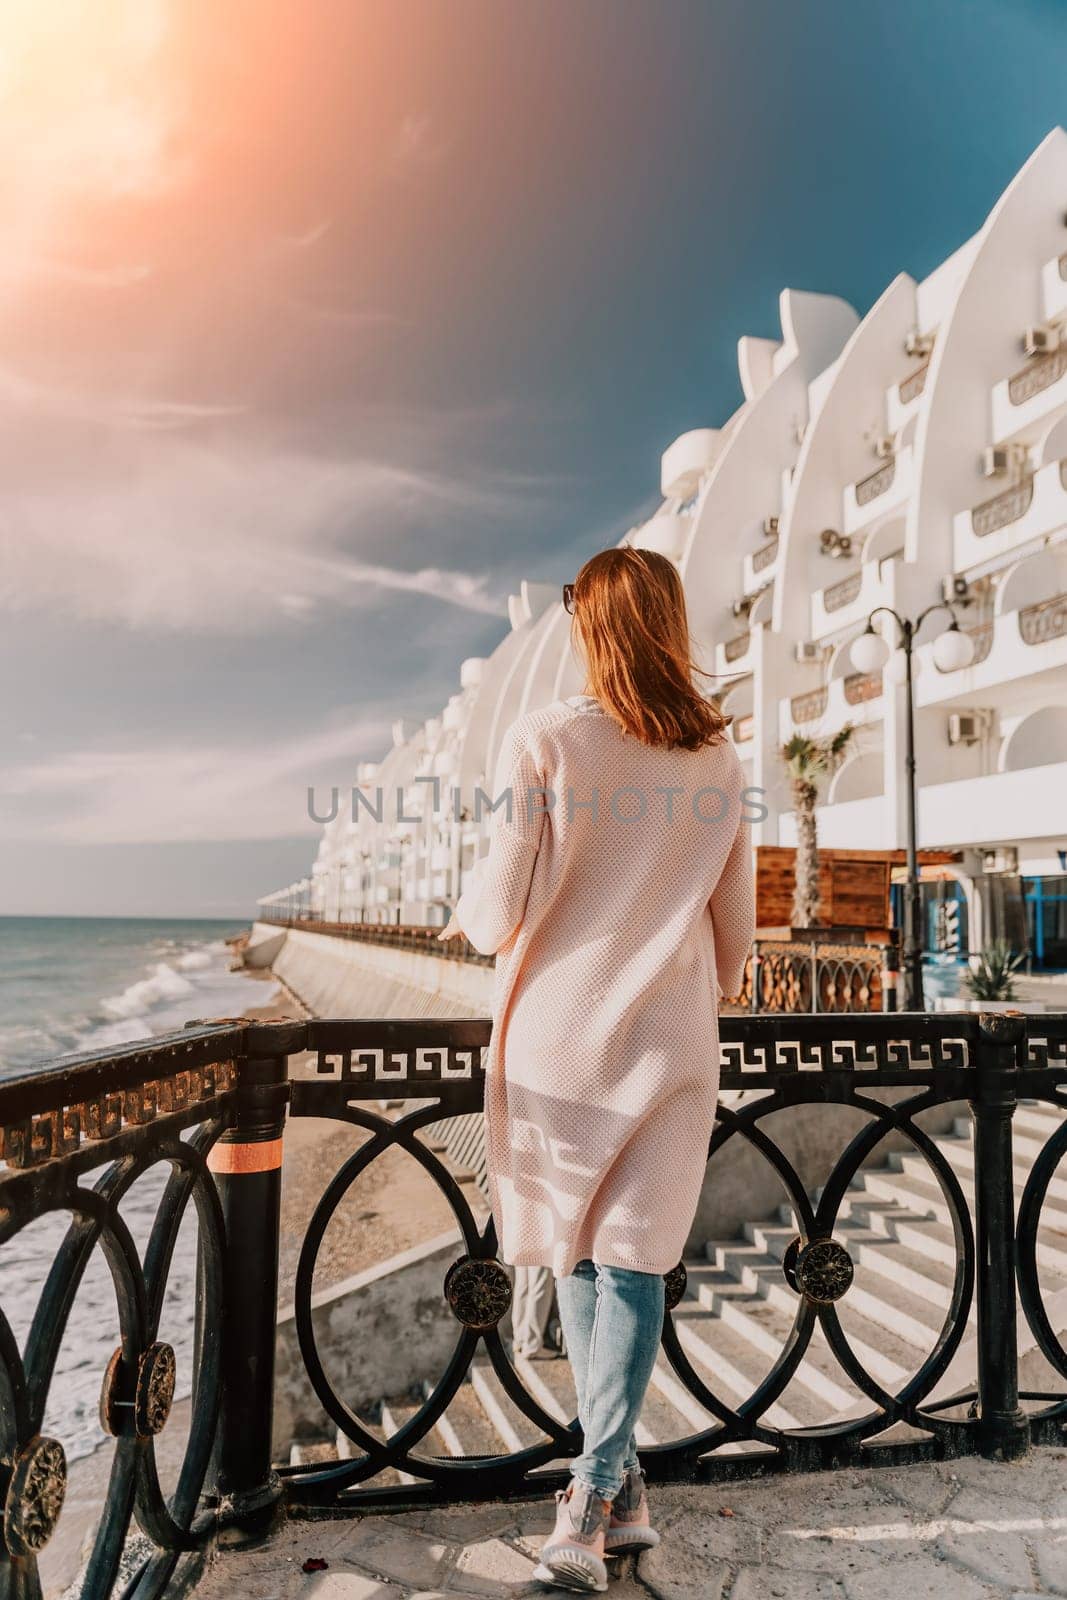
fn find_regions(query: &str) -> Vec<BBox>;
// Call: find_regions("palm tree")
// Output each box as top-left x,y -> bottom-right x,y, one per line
780,726 -> 855,927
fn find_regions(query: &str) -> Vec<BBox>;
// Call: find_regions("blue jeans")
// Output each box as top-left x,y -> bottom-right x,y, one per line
554,1260 -> 665,1499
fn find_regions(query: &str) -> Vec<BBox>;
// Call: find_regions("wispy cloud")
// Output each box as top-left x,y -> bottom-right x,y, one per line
0,406 -> 510,628
3,711 -> 395,844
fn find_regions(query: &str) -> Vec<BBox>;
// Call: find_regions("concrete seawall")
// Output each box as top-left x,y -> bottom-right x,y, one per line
247,920 -> 493,1018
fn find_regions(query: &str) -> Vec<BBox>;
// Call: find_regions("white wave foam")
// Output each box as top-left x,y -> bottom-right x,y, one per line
101,962 -> 195,1020
176,949 -> 213,972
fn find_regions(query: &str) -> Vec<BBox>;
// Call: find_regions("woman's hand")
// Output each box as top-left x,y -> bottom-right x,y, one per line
438,911 -> 465,942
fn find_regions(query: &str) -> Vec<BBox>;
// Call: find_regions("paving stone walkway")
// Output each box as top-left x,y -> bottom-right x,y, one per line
193,1448 -> 1067,1600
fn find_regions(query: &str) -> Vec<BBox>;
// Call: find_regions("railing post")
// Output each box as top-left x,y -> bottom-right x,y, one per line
969,1012 -> 1029,1460
208,1021 -> 299,1541
881,939 -> 899,1013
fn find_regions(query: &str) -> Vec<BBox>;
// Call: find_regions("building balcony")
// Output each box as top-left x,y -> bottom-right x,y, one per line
779,793 -> 890,849
732,712 -> 755,747
716,628 -> 752,674
842,445 -> 913,538
953,456 -> 1067,572
743,534 -> 779,590
810,553 -> 891,640
917,590 -> 1067,707
780,669 -> 884,741
919,761 -> 1067,848
992,345 -> 1067,440
886,361 -> 931,433
1042,251 -> 1067,323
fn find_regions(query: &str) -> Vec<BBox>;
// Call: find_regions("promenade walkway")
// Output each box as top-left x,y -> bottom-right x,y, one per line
195,1448 -> 1067,1600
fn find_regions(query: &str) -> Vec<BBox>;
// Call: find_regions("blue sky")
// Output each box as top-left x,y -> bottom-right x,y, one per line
0,0 -> 1064,916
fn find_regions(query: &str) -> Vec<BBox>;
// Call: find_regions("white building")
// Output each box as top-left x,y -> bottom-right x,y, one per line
264,131 -> 1067,971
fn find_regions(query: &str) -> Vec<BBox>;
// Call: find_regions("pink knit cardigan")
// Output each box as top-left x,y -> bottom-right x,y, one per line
455,696 -> 755,1277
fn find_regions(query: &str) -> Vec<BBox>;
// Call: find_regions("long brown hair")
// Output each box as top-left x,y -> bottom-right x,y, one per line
571,547 -> 726,750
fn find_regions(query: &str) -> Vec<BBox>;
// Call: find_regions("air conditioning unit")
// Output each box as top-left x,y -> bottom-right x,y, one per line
794,641 -> 823,664
819,528 -> 853,558
1022,324 -> 1061,357
948,711 -> 982,747
905,329 -> 935,359
981,445 -> 1012,478
874,433 -> 898,460
762,515 -> 779,537
941,574 -> 970,605
981,846 -> 1018,874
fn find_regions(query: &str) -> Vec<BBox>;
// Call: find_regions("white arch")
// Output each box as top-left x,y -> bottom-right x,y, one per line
995,547 -> 1067,614
828,748 -> 883,804
999,705 -> 1067,771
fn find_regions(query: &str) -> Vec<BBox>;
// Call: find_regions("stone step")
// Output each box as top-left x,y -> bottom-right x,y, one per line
706,1234 -> 923,1385
379,1395 -> 453,1485
684,1264 -> 867,1417
931,1134 -> 1067,1202
888,1149 -> 1067,1232
511,1351 -> 577,1427
1013,1104 -> 1066,1139
737,1217 -> 949,1352
951,1113 -> 1062,1162
853,1165 -> 1067,1278
668,1298 -> 808,1428
427,1375 -> 514,1460
469,1358 -> 559,1459
837,1193 -> 961,1269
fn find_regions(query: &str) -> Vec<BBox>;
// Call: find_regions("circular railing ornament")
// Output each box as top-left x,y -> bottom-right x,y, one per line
444,1256 -> 512,1330
136,1342 -> 177,1437
4,1436 -> 67,1558
100,1342 -> 177,1438
782,1236 -> 854,1304
663,1261 -> 687,1311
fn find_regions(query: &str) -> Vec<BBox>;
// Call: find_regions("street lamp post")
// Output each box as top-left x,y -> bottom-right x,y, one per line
851,603 -> 975,1011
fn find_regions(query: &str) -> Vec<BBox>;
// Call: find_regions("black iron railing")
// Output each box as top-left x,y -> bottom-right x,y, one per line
1,1012 -> 1066,1593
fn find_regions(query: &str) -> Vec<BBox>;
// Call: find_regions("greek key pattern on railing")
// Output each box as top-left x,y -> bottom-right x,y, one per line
843,670 -> 883,706
752,537 -> 779,573
733,714 -> 755,743
1008,347 -> 1067,406
971,477 -> 1034,537
1019,592 -> 1067,646
724,631 -> 751,662
854,459 -> 896,506
898,363 -> 929,405
822,571 -> 863,612
1060,457 -> 1067,493
791,686 -> 828,724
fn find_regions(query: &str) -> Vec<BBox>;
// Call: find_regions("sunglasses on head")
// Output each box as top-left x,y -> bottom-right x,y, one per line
562,583 -> 576,614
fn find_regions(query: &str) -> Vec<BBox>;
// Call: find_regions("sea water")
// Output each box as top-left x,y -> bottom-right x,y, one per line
0,917 -> 277,1461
